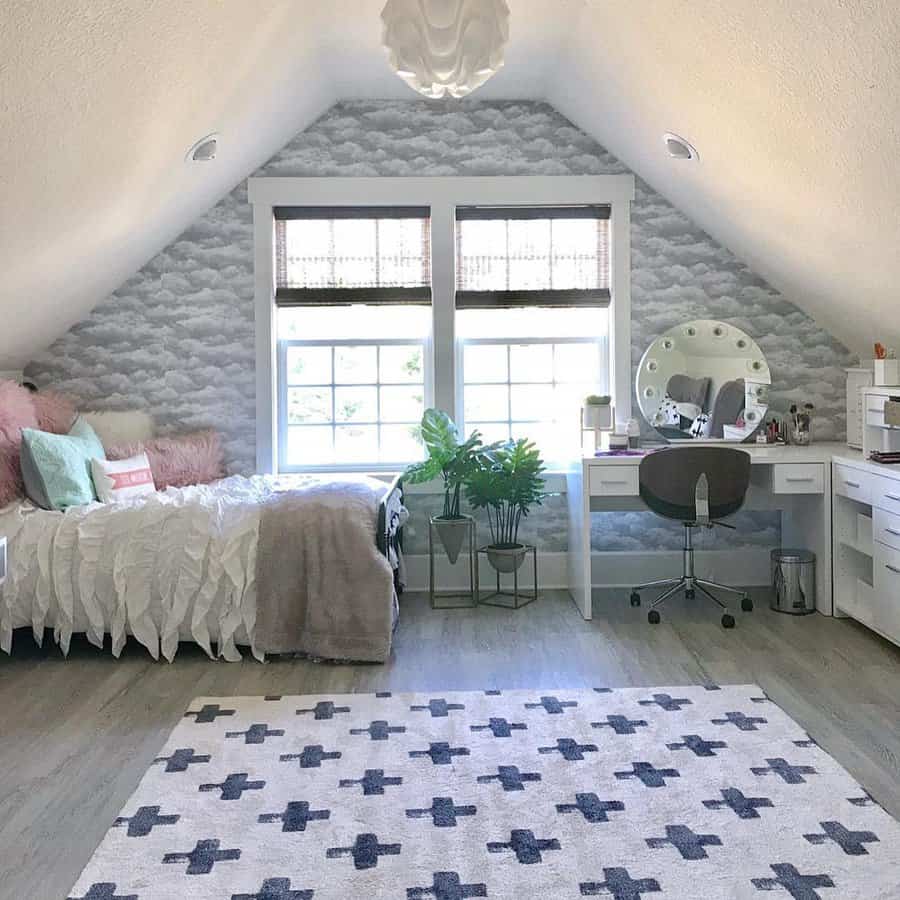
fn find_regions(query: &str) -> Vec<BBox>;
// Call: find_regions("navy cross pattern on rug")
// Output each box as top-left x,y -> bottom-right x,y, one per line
231,878 -> 313,900
407,872 -> 487,899
615,762 -> 680,788
162,839 -> 241,875
68,885 -> 139,900
411,698 -> 465,717
184,703 -> 235,723
525,695 -> 578,714
703,788 -> 774,819
153,747 -> 211,773
751,758 -> 818,784
279,745 -> 341,768
258,801 -> 330,833
470,717 -> 527,738
538,737 -> 598,761
557,793 -> 625,823
645,824 -> 723,860
407,797 -> 477,827
751,863 -> 835,899
350,720 -> 406,740
113,806 -> 179,837
580,867 -> 661,898
804,821 -> 879,855
638,693 -> 691,711
326,833 -> 401,870
199,772 -> 265,800
477,765 -> 542,791
295,701 -> 350,720
592,714 -> 648,735
666,734 -> 728,757
410,742 -> 470,765
225,723 -> 285,745
339,768 -> 403,795
711,711 -> 768,731
487,829 -> 561,864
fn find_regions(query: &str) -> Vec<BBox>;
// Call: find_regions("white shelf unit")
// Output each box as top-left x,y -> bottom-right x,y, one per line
833,491 -> 874,624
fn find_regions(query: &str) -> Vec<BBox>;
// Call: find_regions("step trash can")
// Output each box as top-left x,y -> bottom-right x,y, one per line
770,548 -> 816,615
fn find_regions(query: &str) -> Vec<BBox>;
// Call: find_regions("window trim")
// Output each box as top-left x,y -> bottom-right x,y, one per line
250,175 -> 634,474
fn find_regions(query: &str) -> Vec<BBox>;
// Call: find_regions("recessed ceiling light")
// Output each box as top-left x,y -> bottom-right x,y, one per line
186,133 -> 219,163
663,133 -> 699,161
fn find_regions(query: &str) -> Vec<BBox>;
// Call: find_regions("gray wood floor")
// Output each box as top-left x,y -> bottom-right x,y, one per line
1,588 -> 899,900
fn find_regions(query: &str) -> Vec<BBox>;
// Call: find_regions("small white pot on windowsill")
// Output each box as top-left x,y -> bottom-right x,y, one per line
582,401 -> 613,430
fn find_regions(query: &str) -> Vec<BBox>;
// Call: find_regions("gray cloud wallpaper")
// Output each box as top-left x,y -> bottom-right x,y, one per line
26,100 -> 854,553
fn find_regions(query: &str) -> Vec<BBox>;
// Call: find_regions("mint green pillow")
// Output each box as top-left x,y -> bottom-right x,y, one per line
20,417 -> 106,510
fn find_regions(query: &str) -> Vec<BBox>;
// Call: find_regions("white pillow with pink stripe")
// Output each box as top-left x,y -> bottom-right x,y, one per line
91,452 -> 156,503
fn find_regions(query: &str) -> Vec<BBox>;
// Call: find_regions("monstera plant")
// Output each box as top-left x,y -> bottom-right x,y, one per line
465,437 -> 546,573
404,409 -> 484,563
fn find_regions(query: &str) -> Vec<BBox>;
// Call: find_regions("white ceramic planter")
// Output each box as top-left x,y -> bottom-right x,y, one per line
486,543 -> 528,573
431,515 -> 473,565
582,404 -> 613,429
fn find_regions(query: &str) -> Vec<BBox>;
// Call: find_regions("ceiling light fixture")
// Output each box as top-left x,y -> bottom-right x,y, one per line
663,133 -> 699,161
186,133 -> 219,163
381,0 -> 510,99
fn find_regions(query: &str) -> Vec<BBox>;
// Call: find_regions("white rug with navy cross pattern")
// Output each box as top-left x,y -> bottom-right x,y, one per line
67,685 -> 900,900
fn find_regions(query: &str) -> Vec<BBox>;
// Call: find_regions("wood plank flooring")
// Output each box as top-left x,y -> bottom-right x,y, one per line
1,588 -> 899,900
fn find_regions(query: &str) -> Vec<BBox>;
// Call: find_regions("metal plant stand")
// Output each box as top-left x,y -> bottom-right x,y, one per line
429,515 -> 477,609
477,544 -> 538,609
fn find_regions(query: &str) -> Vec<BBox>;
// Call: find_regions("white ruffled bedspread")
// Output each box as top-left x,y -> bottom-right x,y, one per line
0,475 -> 389,662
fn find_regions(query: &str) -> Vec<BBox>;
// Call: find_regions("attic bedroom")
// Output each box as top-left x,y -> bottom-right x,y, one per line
1,2 -> 899,899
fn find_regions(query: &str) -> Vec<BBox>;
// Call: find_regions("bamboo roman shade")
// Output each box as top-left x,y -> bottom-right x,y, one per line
455,205 -> 611,309
274,206 -> 431,306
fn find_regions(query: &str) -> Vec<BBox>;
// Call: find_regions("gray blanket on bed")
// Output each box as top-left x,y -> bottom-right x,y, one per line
254,479 -> 396,661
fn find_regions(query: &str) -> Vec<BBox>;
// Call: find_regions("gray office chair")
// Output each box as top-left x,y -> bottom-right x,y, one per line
629,446 -> 753,628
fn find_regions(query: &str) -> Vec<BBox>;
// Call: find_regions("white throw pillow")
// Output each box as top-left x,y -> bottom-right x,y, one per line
91,453 -> 156,503
81,410 -> 155,448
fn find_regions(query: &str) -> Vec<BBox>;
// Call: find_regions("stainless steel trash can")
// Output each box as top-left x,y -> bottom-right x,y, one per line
770,548 -> 816,614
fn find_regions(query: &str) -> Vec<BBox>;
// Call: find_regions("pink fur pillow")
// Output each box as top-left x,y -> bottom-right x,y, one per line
108,429 -> 225,490
0,380 -> 38,508
33,389 -> 77,434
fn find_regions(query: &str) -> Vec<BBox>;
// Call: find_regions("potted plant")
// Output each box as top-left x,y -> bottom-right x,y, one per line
404,408 -> 483,564
465,438 -> 546,573
582,394 -> 613,430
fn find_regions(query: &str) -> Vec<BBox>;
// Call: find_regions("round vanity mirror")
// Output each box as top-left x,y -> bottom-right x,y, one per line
636,319 -> 770,441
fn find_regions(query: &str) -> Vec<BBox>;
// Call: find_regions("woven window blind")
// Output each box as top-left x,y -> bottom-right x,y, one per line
455,205 -> 611,308
274,207 -> 431,305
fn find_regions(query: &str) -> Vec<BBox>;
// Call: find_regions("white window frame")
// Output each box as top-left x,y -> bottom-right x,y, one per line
249,175 -> 634,474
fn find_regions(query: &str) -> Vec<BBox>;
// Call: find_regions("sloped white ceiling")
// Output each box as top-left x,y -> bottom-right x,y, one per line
2,0 -> 898,367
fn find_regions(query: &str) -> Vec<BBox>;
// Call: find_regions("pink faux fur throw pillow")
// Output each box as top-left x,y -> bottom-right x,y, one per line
33,389 -> 77,434
0,380 -> 38,507
108,429 -> 225,490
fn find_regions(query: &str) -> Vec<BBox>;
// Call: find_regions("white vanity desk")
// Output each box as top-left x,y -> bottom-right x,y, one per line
566,442 -> 845,621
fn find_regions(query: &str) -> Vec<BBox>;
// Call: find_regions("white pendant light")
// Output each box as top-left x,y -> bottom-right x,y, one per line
381,0 -> 510,99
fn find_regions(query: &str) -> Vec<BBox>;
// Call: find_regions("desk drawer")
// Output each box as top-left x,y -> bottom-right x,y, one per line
833,463 -> 872,504
588,466 -> 639,496
874,507 -> 900,551
772,463 -> 824,494
873,543 -> 900,645
871,474 -> 900,515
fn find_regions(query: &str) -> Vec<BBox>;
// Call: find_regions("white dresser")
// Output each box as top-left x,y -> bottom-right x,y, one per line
832,452 -> 900,645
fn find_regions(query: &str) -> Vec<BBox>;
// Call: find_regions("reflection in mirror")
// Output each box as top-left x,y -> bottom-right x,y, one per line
636,320 -> 770,441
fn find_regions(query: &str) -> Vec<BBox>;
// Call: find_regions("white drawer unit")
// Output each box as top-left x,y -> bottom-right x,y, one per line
871,473 -> 900,515
772,463 -> 824,494
833,463 -> 872,504
873,507 -> 900,551
588,465 -> 639,497
872,542 -> 900,645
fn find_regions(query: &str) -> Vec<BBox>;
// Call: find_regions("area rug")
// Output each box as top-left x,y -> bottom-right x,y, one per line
68,685 -> 900,899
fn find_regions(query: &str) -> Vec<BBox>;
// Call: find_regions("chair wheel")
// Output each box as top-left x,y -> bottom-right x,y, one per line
630,592 -> 641,607
648,610 -> 661,624
741,596 -> 753,612
685,588 -> 695,599
721,613 -> 736,629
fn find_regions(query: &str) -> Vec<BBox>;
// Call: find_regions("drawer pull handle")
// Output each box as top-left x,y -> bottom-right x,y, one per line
843,479 -> 861,488
786,476 -> 814,482
601,479 -> 629,485
886,564 -> 900,575
886,493 -> 900,502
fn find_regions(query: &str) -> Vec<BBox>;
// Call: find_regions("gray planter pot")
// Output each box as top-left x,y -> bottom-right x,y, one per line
486,543 -> 528,573
432,515 -> 473,565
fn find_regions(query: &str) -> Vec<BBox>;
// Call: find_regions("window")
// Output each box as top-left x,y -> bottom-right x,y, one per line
456,206 -> 611,461
275,207 -> 432,470
250,176 -> 634,475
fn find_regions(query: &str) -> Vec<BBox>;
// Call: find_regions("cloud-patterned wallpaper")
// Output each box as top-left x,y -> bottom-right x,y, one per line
26,100 -> 854,552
